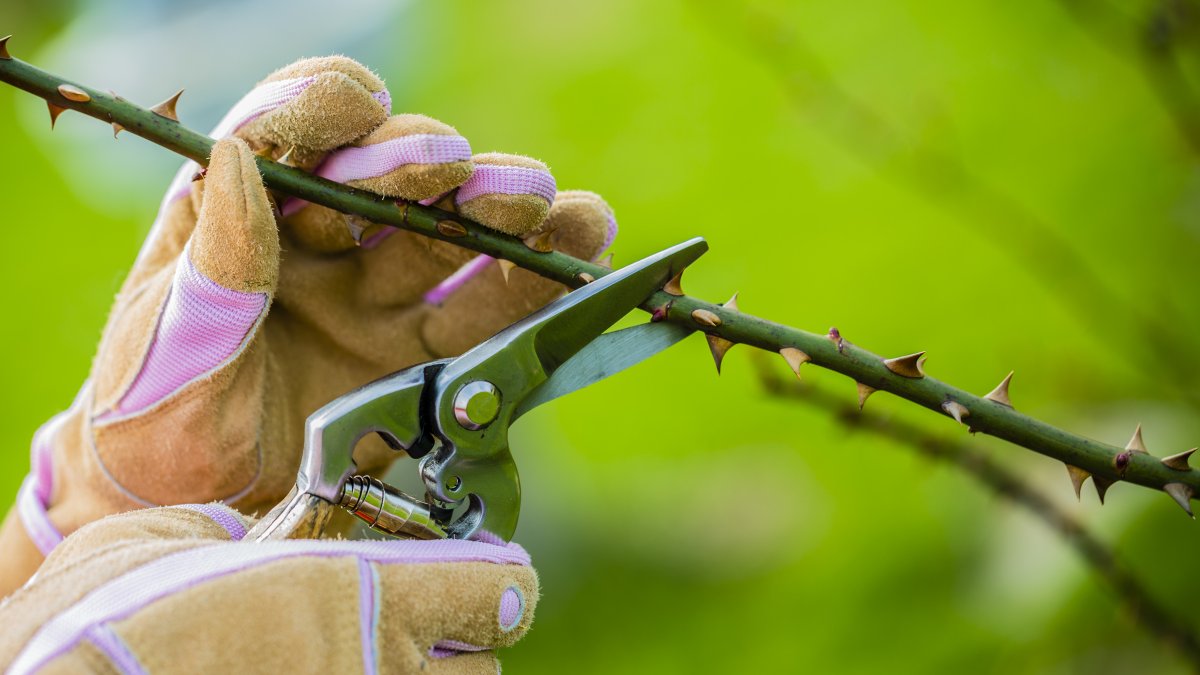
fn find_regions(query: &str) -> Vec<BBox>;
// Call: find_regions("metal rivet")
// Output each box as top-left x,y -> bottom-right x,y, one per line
454,380 -> 501,430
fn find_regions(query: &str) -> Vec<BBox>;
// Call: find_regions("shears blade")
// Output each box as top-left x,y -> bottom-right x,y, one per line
513,320 -> 694,419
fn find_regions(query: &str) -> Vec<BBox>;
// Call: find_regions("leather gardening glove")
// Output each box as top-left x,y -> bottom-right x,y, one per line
0,504 -> 536,673
0,56 -> 618,595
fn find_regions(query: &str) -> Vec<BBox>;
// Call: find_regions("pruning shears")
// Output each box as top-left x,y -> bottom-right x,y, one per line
249,238 -> 708,543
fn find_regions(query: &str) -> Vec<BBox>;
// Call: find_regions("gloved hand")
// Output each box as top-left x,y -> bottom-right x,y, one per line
0,56 -> 617,595
0,504 -> 537,674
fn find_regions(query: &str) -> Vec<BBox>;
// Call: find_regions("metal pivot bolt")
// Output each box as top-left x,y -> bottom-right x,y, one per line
454,380 -> 501,430
339,475 -> 447,539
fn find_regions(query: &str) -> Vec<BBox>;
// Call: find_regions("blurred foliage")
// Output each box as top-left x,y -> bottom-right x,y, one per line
3,0 -> 1200,672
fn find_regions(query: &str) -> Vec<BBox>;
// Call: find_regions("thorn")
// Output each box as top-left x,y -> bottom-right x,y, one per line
1094,475 -> 1115,504
496,259 -> 516,284
983,371 -> 1014,408
111,122 -> 125,138
597,254 -> 613,269
650,302 -> 672,322
856,382 -> 876,410
779,347 -> 810,379
523,226 -> 556,253
0,35 -> 11,60
150,89 -> 183,122
723,292 -> 739,312
1065,464 -> 1091,501
56,84 -> 90,103
342,214 -> 370,245
706,334 -> 735,373
46,101 -> 67,129
827,327 -> 845,353
883,352 -> 926,379
1162,448 -> 1196,472
691,308 -> 722,328
1164,483 -> 1195,518
435,219 -> 467,238
1125,423 -> 1149,455
276,145 -> 297,166
941,400 -> 970,425
1114,451 -> 1133,478
577,272 -> 595,284
663,270 -> 685,296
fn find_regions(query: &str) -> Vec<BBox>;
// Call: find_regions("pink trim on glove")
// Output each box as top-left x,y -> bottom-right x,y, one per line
177,504 -> 248,541
279,133 -> 472,217
9,539 -> 529,675
318,134 -> 472,183
455,165 -> 557,206
103,252 -> 268,419
357,558 -> 380,675
423,254 -> 496,305
17,413 -> 71,555
429,639 -> 490,659
85,624 -> 147,675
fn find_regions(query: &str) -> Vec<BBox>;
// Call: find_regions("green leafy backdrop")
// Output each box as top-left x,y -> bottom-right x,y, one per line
3,1 -> 1199,672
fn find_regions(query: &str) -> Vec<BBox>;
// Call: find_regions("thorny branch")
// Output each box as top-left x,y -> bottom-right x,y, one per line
0,40 -> 1198,517
752,355 -> 1200,669
692,2 -> 1200,412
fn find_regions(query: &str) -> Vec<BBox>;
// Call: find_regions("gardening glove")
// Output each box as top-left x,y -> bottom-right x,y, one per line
0,504 -> 537,674
0,56 -> 618,596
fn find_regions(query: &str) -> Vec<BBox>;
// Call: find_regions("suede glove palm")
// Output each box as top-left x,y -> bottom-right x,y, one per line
0,56 -> 617,595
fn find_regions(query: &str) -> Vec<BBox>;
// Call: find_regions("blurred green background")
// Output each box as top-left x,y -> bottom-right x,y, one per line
4,0 -> 1200,672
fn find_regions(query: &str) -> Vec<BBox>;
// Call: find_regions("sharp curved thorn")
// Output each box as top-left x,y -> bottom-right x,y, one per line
1094,475 -> 1116,504
941,400 -> 970,426
1163,483 -> 1195,519
1065,464 -> 1091,501
522,225 -> 558,253
983,371 -> 1014,408
1125,423 -> 1149,455
828,327 -> 845,353
496,258 -> 516,284
779,347 -> 811,379
706,334 -> 735,374
56,84 -> 90,103
46,101 -> 67,129
691,308 -> 722,328
663,269 -> 685,296
1162,448 -> 1197,472
883,352 -> 926,379
342,214 -> 370,245
597,253 -> 614,270
723,292 -> 739,312
111,122 -> 125,138
277,145 -> 297,167
577,272 -> 595,284
150,89 -> 183,122
856,382 -> 876,410
0,35 -> 11,60
435,219 -> 467,238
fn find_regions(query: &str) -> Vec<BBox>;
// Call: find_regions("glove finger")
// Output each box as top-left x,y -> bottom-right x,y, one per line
377,541 -> 538,655
455,152 -> 556,236
421,190 -> 616,356
235,56 -> 391,168
86,139 -> 279,507
280,114 -> 474,252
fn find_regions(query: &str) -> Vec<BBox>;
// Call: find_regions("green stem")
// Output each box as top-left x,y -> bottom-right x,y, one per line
0,47 -> 1195,509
